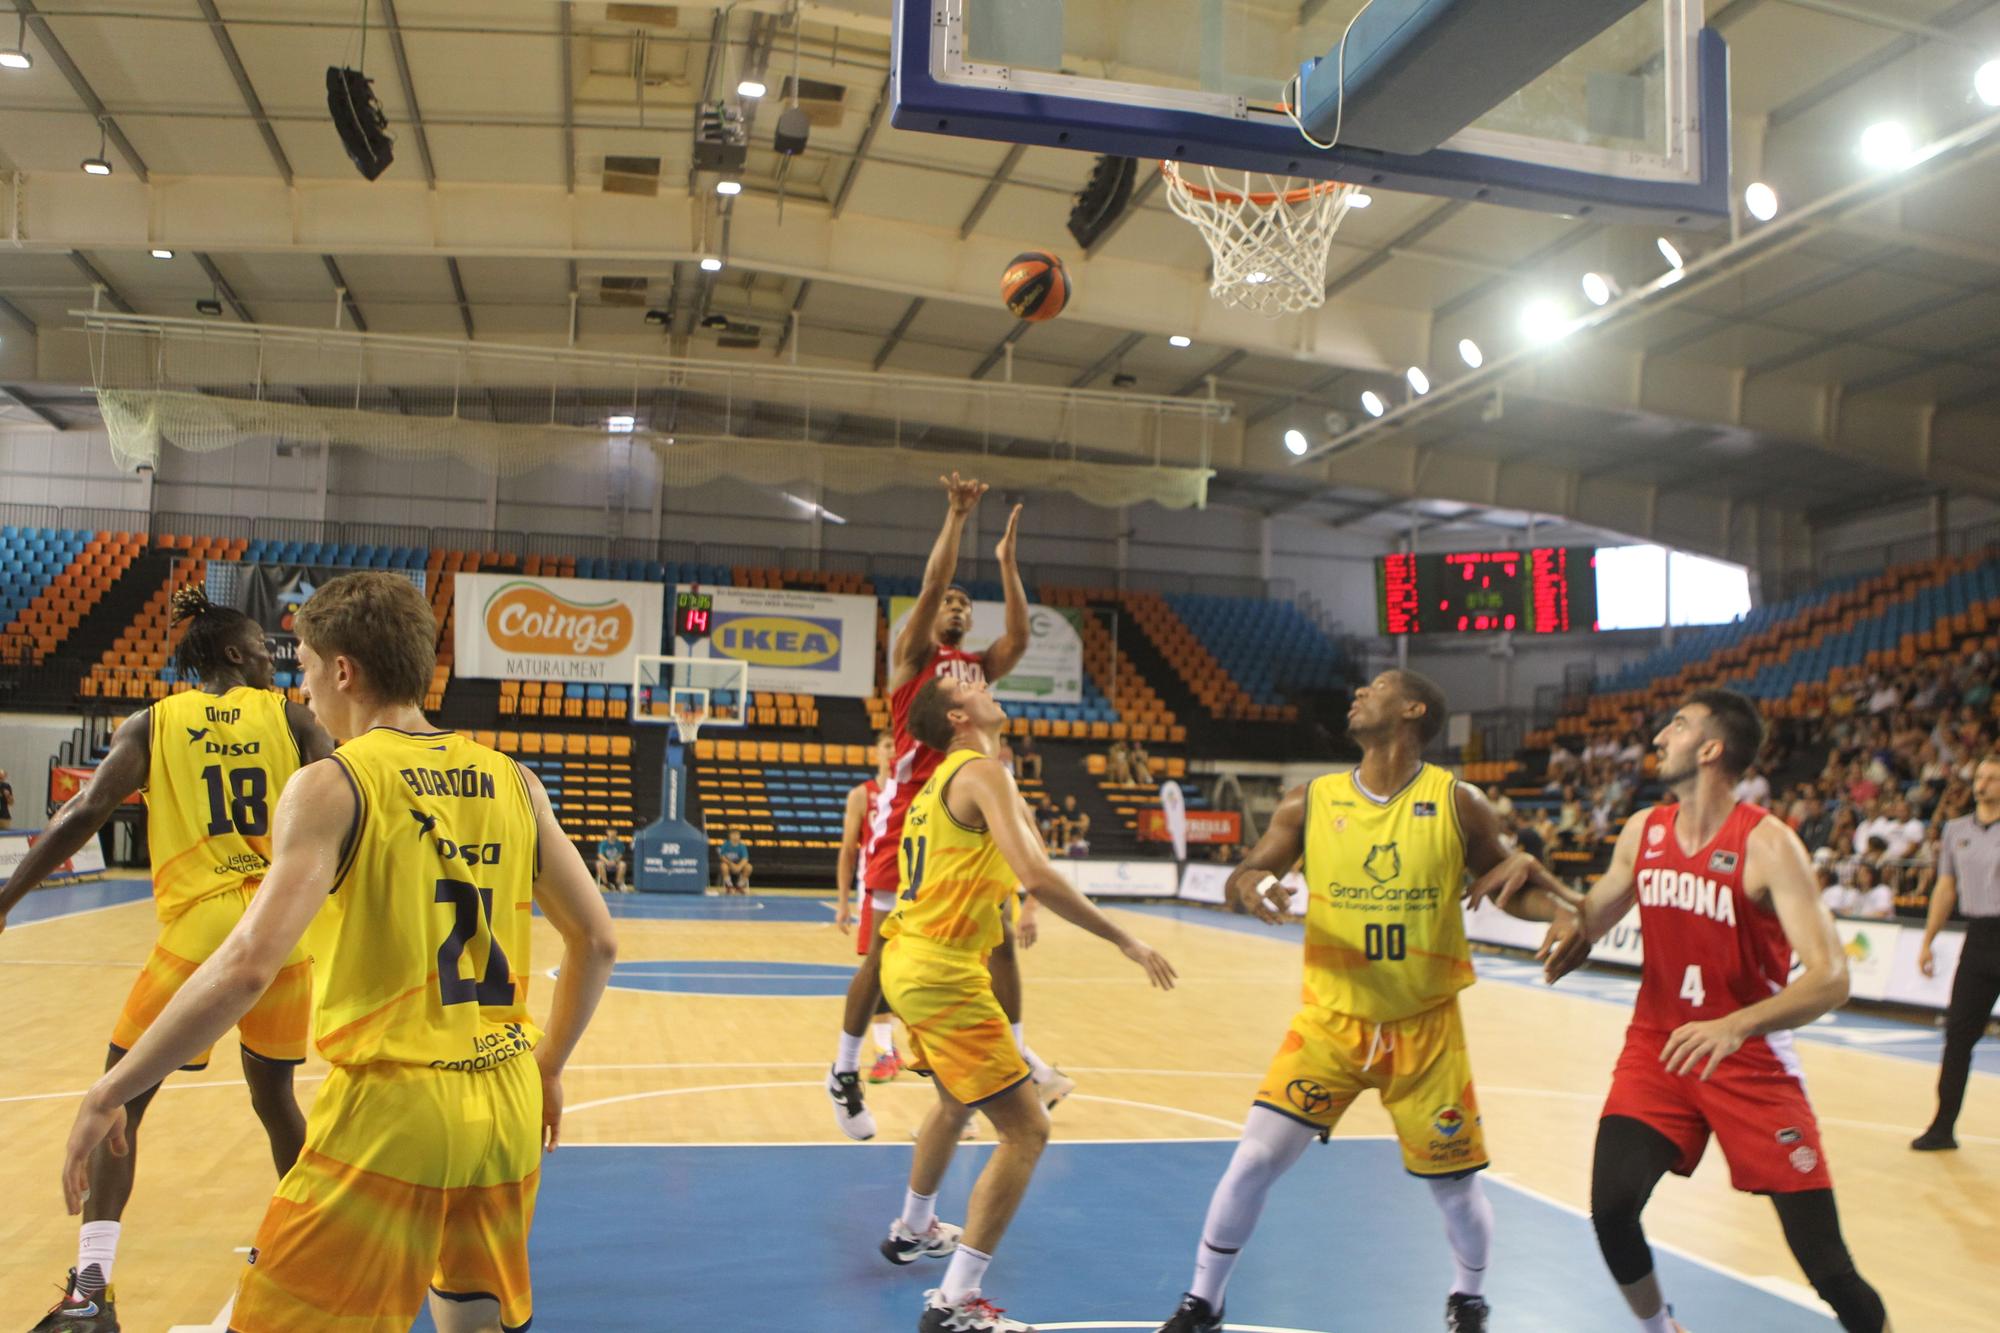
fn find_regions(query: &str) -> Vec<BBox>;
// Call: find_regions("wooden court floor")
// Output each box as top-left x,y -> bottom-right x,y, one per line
2,883 -> 1994,1331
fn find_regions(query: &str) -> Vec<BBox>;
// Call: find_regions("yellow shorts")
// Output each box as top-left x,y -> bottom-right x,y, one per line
881,934 -> 1030,1107
231,1055 -> 542,1333
1254,998 -> 1488,1178
111,886 -> 310,1070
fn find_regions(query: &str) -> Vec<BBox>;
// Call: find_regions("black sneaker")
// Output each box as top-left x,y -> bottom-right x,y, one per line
1445,1292 -> 1489,1332
1156,1292 -> 1223,1333
30,1271 -> 119,1332
826,1065 -> 877,1141
1910,1128 -> 1958,1151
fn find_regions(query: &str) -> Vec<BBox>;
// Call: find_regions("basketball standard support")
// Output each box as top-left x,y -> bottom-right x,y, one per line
633,729 -> 710,893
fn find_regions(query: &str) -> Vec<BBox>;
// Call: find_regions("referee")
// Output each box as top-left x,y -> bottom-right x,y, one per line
1913,752 -> 2000,1151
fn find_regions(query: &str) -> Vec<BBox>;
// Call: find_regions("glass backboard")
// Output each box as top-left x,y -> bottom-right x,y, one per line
633,655 -> 750,729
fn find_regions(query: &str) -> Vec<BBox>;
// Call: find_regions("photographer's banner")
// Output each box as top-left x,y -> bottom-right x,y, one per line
209,562 -> 424,669
678,586 -> 878,699
455,574 -> 664,683
888,598 -> 1084,703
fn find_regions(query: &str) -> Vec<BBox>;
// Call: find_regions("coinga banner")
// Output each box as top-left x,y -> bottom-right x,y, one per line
208,563 -> 424,669
676,585 -> 879,699
454,573 -> 664,684
887,598 -> 1084,704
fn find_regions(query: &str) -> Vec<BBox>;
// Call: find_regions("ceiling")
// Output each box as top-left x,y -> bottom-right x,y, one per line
0,0 -> 1996,557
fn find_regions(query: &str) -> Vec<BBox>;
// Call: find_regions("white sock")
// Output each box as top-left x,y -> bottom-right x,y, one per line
75,1221 -> 120,1296
901,1188 -> 937,1235
1011,1022 -> 1054,1080
1428,1174 -> 1493,1297
835,1030 -> 865,1075
941,1242 -> 992,1304
872,1019 -> 897,1056
1638,1311 -> 1673,1333
1189,1108 -> 1317,1308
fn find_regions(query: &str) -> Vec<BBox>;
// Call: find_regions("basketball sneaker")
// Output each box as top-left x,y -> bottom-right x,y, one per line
880,1217 -> 963,1265
918,1288 -> 1038,1332
869,1050 -> 904,1083
1032,1066 -> 1076,1111
826,1066 -> 877,1141
1444,1292 -> 1489,1332
1910,1128 -> 1958,1151
30,1271 -> 119,1332
1155,1292 -> 1223,1332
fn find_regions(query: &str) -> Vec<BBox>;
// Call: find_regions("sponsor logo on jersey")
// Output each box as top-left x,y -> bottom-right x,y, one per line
1708,849 -> 1740,874
185,726 -> 211,743
1413,800 -> 1437,818
713,614 -> 842,668
1789,1144 -> 1819,1174
1636,867 -> 1738,926
1648,823 -> 1666,846
1433,1104 -> 1468,1138
1776,1126 -> 1803,1144
1286,1078 -> 1334,1116
1363,842 -> 1402,884
484,581 -> 634,657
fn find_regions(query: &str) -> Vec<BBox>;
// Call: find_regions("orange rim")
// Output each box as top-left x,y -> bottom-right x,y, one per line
1160,159 -> 1348,206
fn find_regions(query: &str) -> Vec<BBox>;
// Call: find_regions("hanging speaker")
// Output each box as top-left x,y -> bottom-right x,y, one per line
327,66 -> 395,181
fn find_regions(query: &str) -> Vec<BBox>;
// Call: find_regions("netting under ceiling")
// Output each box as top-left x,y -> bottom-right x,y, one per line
87,315 -> 1221,511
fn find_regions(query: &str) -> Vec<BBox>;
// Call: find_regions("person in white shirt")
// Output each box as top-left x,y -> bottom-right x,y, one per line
1733,765 -> 1771,807
1854,799 -> 1924,860
1867,678 -> 1901,714
1819,865 -> 1860,916
1850,863 -> 1895,920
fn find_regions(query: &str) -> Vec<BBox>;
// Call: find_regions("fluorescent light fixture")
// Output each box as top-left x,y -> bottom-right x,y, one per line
1743,181 -> 1779,221
1168,335 -> 1192,348
1519,299 -> 1570,344
784,492 -> 847,524
81,156 -> 111,176
715,179 -> 743,195
1457,339 -> 1483,369
1405,366 -> 1430,395
1857,120 -> 1915,170
1360,390 -> 1386,418
150,248 -> 174,260
1978,59 -> 2000,108
1347,192 -> 1372,208
0,15 -> 29,69
1582,271 -> 1614,306
606,414 -> 636,434
1655,237 -> 1683,270
699,256 -> 724,272
1283,428 -> 1309,456
737,79 -> 767,98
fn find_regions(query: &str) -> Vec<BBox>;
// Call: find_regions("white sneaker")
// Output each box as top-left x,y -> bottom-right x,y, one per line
880,1217 -> 962,1265
918,1288 -> 1039,1332
826,1066 -> 877,1141
1032,1066 -> 1076,1111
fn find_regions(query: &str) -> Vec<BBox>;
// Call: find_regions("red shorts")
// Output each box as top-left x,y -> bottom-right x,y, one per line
856,888 -> 897,957
1602,1025 -> 1832,1195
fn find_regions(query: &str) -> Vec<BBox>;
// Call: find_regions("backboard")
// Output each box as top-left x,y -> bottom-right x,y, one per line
893,0 -> 1729,225
633,655 -> 750,729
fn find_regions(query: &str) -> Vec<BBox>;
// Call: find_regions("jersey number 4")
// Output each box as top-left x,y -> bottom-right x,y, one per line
435,879 -> 515,1006
1679,964 -> 1706,1008
199,764 -> 269,837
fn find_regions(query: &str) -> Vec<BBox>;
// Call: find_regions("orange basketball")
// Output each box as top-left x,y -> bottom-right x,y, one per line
1000,250 -> 1071,321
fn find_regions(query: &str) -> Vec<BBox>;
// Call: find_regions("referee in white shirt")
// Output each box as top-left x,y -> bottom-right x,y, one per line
1913,753 -> 2000,1151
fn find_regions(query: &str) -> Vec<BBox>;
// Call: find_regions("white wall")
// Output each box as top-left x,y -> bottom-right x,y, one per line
1403,633 -> 1660,716
0,713 -> 87,830
1814,495 -> 1999,579
0,428 -> 150,512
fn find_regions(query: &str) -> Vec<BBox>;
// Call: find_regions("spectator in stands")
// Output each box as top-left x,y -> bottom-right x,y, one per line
1848,861 -> 1895,919
1528,807 -> 1560,859
1856,797 -> 1924,860
595,828 -> 629,893
1555,783 -> 1587,850
0,768 -> 10,829
1106,739 -> 1134,785
1818,862 -> 1856,915
1867,673 -> 1903,715
1014,731 -> 1043,781
1544,743 -> 1579,791
1487,785 -> 1514,821
1128,740 -> 1156,786
1511,808 -> 1547,864
718,827 -> 753,894
1035,797 -> 1059,847
1058,794 -> 1091,857
1617,730 -> 1648,767
1733,763 -> 1771,808
1795,796 -> 1835,853
1586,731 -> 1619,765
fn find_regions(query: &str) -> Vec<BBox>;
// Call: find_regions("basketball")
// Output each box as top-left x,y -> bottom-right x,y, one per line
1000,250 -> 1071,321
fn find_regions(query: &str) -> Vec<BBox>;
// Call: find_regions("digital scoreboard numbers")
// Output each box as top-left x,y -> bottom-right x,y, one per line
1528,546 -> 1600,633
1375,548 -> 1597,635
675,590 -> 715,640
1377,553 -> 1422,635
1438,551 -> 1525,632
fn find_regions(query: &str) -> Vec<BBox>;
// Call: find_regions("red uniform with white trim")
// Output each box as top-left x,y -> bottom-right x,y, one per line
855,777 -> 895,956
1601,800 -> 1833,1194
859,642 -> 988,906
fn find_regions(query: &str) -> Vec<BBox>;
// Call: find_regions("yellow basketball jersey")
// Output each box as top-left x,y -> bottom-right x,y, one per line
306,728 -> 542,1070
146,686 -> 302,923
883,749 -> 1015,954
1299,765 -> 1472,1022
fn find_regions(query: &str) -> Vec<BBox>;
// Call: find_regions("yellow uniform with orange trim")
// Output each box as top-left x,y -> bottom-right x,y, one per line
1254,765 -> 1489,1177
231,727 -> 544,1333
879,748 -> 1031,1107
111,686 -> 310,1070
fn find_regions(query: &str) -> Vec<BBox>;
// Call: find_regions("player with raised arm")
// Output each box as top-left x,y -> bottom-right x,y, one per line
1156,669 -> 1582,1333
1,587 -> 333,1333
880,673 -> 1176,1332
58,572 -> 619,1333
827,473 -> 1068,1141
837,732 -> 906,1082
1534,688 -> 1890,1333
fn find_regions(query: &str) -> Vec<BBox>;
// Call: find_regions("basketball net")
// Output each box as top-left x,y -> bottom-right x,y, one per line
1161,161 -> 1358,315
672,702 -> 707,747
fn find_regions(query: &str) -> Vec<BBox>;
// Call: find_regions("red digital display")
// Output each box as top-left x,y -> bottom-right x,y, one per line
1376,547 -> 1600,635
684,607 -> 709,634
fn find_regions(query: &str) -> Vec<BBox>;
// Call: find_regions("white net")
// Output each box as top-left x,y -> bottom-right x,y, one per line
1162,162 -> 1358,316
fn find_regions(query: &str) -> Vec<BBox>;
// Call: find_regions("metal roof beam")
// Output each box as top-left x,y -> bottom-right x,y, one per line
446,257 -> 475,339
830,75 -> 891,220
194,253 -> 254,323
871,298 -> 925,371
321,256 -> 368,332
968,321 -> 1030,381
958,144 -> 1026,240
193,0 -> 292,185
1172,350 -> 1246,399
376,0 -> 438,186
1083,171 -> 1158,260
0,295 -> 36,334
68,251 -> 133,313
14,1 -> 149,181
559,2 -> 576,192
1323,201 -> 1466,301
1068,332 -> 1144,390
0,385 -> 64,430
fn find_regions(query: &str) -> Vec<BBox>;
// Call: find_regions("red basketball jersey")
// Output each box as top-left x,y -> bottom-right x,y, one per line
860,643 -> 988,891
1630,801 -> 1792,1033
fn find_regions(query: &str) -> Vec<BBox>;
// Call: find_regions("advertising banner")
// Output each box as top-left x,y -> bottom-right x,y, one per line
1049,859 -> 1179,899
210,563 -> 424,670
1178,863 -> 1308,913
678,586 -> 879,699
1139,806 -> 1241,845
0,830 -> 106,883
455,574 -> 665,684
888,598 -> 1084,703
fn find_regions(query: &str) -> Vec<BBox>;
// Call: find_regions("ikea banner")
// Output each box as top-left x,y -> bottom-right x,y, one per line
888,598 -> 1084,704
679,586 -> 878,699
454,573 -> 665,683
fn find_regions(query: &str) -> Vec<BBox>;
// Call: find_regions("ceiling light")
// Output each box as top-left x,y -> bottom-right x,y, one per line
644,308 -> 669,326
1857,120 -> 1915,170
1743,181 -> 1779,222
1457,339 -> 1483,369
1582,271 -> 1614,306
1283,428 -> 1309,456
81,117 -> 111,175
150,248 -> 174,260
0,15 -> 29,70
737,79 -> 767,98
1360,390 -> 1386,418
1169,335 -> 1192,348
195,297 -> 223,317
1405,366 -> 1430,395
607,414 -> 636,434
1519,298 -> 1570,344
1655,237 -> 1683,271
699,256 -> 724,272
1347,192 -> 1372,208
1978,59 -> 2000,108
716,179 -> 743,196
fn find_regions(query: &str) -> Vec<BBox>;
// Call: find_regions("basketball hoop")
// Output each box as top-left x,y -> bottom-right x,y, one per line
1161,161 -> 1358,316
668,687 -> 710,747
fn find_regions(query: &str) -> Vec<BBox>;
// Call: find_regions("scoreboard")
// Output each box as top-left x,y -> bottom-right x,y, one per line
1375,547 -> 1600,636
675,589 -> 715,640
